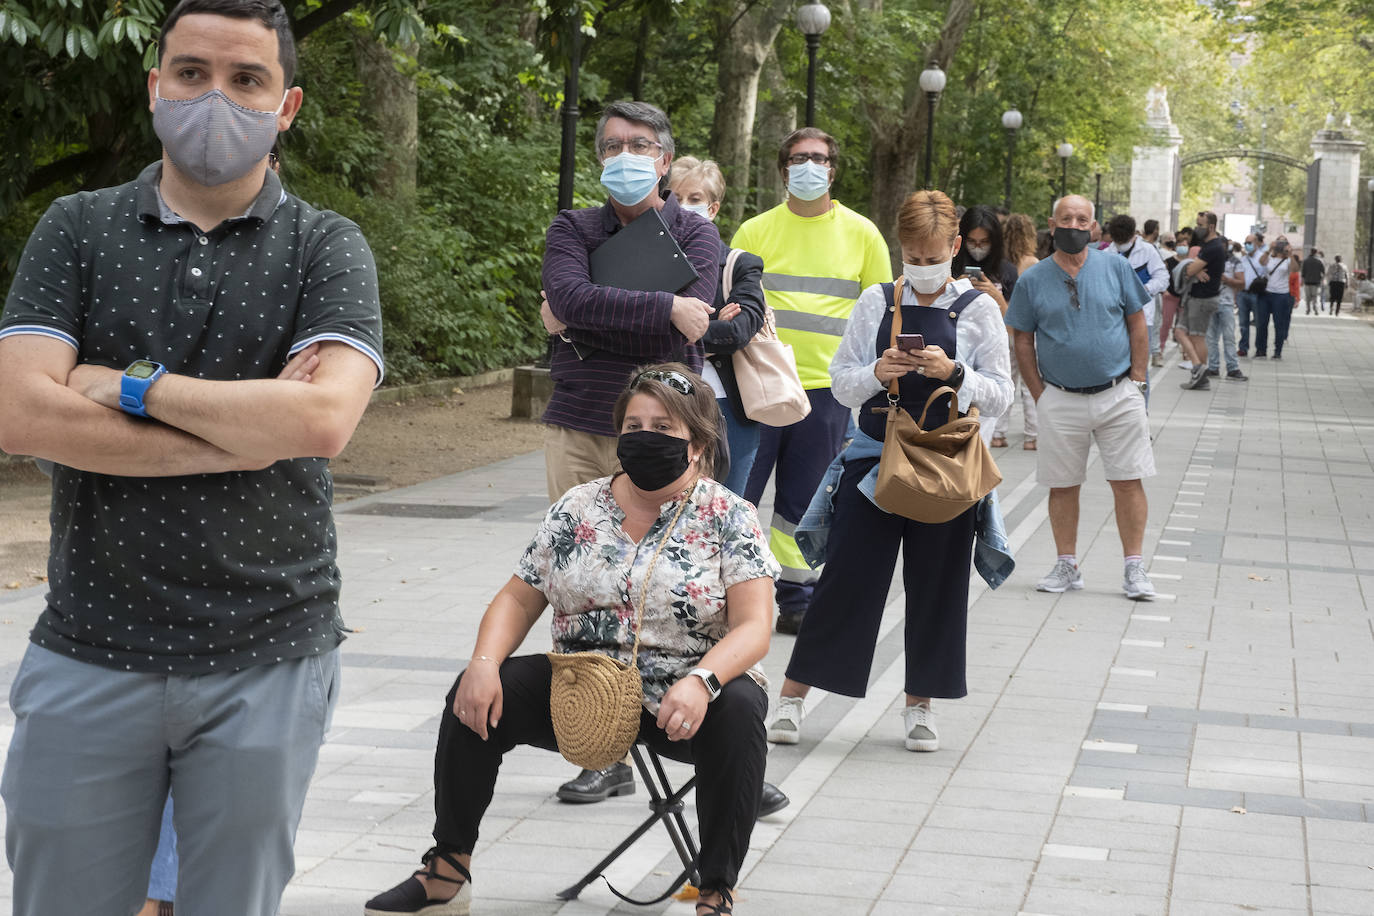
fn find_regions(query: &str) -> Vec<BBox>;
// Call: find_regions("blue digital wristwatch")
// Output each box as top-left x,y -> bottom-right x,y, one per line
119,359 -> 166,417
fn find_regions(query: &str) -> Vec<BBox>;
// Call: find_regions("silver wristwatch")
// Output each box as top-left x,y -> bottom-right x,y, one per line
1133,379 -> 1148,395
687,667 -> 722,702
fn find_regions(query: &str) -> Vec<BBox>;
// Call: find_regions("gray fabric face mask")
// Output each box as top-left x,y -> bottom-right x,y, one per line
153,83 -> 284,186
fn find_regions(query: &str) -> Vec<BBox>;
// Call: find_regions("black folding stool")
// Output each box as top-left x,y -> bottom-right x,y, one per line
557,743 -> 700,903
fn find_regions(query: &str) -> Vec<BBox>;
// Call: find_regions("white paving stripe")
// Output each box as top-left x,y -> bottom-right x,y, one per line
1154,555 -> 1188,562
1121,638 -> 1164,648
1131,614 -> 1171,622
1042,843 -> 1109,861
1110,667 -> 1157,678
1176,502 -> 1202,507
1082,740 -> 1138,754
1064,785 -> 1125,800
1164,525 -> 1195,532
1149,572 -> 1182,580
1097,702 -> 1148,713
1172,512 -> 1199,518
1159,539 -> 1192,546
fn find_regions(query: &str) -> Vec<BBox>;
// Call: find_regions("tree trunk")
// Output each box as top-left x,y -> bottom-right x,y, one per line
864,0 -> 976,267
709,0 -> 794,224
751,48 -> 795,216
353,34 -> 419,200
630,14 -> 650,100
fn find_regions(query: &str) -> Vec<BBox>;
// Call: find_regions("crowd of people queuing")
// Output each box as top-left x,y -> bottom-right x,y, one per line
0,0 -> 1347,910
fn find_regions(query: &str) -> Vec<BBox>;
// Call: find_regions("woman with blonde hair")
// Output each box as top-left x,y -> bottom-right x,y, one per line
766,190 -> 1011,753
992,212 -> 1041,449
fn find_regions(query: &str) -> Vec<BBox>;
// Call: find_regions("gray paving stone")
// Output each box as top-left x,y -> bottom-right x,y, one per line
1124,783 -> 1244,811
1242,791 -> 1367,821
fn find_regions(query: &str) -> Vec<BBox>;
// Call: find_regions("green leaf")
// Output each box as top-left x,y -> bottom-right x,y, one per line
79,26 -> 96,57
65,26 -> 78,58
113,18 -> 125,43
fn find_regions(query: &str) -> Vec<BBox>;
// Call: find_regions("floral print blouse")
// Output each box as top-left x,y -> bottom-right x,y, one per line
516,476 -> 779,713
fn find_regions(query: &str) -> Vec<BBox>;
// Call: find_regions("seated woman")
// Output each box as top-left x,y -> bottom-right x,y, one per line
767,190 -> 1012,753
365,364 -> 778,916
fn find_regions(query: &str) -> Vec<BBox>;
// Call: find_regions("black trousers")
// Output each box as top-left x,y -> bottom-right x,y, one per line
786,457 -> 975,699
431,654 -> 767,890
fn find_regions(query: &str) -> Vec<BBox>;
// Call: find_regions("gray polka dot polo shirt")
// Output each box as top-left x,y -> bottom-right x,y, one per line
1,161 -> 384,675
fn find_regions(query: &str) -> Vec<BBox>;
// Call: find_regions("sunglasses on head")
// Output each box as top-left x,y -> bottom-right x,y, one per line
633,369 -> 696,396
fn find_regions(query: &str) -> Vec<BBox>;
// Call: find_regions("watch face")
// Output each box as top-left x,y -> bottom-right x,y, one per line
127,361 -> 160,379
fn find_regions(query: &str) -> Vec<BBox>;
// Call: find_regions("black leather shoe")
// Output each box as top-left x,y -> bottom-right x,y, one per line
556,763 -> 635,803
775,613 -> 805,635
758,781 -> 789,818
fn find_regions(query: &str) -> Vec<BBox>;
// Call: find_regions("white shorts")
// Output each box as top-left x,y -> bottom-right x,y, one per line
1035,380 -> 1156,487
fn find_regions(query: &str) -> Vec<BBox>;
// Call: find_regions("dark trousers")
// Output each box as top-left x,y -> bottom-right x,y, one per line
784,458 -> 975,699
1331,281 -> 1346,314
1254,291 -> 1293,355
1235,291 -> 1255,352
431,655 -> 766,891
743,388 -> 853,616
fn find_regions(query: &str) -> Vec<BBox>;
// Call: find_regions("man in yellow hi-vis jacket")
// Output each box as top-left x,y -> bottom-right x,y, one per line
732,127 -> 890,633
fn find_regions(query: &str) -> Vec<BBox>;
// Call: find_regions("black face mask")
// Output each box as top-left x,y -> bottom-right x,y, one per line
617,430 -> 691,491
1053,226 -> 1091,255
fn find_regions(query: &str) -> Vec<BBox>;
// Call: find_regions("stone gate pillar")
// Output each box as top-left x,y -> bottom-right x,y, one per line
1130,85 -> 1183,232
1310,124 -> 1365,271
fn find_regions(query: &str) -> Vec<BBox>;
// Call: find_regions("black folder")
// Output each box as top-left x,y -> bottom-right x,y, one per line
589,207 -> 700,294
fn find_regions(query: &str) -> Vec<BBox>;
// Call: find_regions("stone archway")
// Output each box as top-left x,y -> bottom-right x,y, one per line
1128,87 -> 1365,271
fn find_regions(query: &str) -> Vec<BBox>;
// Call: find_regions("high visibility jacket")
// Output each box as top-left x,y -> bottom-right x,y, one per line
731,201 -> 891,389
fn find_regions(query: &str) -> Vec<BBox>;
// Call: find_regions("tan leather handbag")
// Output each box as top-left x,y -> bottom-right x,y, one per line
547,488 -> 693,770
723,249 -> 811,427
872,280 -> 1002,523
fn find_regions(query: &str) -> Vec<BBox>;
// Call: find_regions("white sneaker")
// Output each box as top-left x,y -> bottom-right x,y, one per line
903,704 -> 939,752
767,696 -> 805,745
1036,558 -> 1084,593
1123,561 -> 1156,600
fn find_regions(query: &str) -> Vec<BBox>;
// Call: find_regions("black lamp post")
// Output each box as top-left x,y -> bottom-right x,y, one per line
1001,108 -> 1021,210
556,6 -> 583,212
796,3 -> 831,128
1056,141 -> 1074,199
1094,172 -> 1102,217
919,63 -> 946,189
1366,177 -> 1374,273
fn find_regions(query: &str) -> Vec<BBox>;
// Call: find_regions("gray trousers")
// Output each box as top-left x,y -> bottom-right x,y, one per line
3,644 -> 339,916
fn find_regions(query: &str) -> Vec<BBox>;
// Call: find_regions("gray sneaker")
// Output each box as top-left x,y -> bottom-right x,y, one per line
902,703 -> 939,752
1037,558 -> 1084,593
1123,561 -> 1156,600
767,696 -> 805,745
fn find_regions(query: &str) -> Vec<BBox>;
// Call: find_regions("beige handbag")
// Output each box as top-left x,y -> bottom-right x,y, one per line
872,280 -> 1002,523
547,489 -> 693,771
724,249 -> 811,427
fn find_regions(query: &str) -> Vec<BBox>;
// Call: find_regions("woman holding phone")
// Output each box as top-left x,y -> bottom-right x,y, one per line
952,205 -> 1019,447
766,190 -> 1012,753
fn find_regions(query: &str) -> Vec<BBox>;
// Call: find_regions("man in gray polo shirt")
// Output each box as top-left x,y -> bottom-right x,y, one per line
1005,195 -> 1156,602
0,1 -> 382,913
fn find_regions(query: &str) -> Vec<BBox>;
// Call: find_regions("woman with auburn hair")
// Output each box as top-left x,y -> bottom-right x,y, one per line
766,190 -> 1012,754
993,212 -> 1041,450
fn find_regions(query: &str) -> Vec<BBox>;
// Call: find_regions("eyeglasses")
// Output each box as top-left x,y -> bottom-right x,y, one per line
786,153 -> 831,166
600,137 -> 663,157
1063,277 -> 1080,310
633,369 -> 696,396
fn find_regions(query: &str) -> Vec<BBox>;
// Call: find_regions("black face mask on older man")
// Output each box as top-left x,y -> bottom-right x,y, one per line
1053,226 -> 1091,255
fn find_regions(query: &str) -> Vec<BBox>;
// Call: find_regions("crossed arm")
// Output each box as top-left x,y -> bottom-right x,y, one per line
0,336 -> 377,477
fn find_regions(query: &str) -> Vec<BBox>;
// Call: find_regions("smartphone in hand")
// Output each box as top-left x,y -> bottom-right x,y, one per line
964,266 -> 985,282
896,333 -> 925,352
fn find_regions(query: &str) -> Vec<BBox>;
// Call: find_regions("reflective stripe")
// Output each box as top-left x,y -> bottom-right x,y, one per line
770,515 -> 798,537
773,310 -> 849,338
778,563 -> 821,584
763,273 -> 863,299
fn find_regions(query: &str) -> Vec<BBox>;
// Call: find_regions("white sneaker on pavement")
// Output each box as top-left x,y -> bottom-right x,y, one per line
903,703 -> 939,752
1123,561 -> 1156,600
1036,558 -> 1084,593
767,695 -> 805,745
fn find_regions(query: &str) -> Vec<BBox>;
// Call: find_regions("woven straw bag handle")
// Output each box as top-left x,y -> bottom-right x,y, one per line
627,480 -> 696,663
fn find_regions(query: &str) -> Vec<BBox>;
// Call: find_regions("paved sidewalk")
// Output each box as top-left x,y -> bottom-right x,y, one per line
2,313 -> 1374,914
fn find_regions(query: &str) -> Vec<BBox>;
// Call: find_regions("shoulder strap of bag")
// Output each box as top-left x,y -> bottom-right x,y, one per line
627,482 -> 695,664
721,248 -> 744,303
948,287 -> 983,317
886,278 -> 905,399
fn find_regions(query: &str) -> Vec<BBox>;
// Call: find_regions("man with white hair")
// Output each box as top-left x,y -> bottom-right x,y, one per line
1005,195 -> 1157,601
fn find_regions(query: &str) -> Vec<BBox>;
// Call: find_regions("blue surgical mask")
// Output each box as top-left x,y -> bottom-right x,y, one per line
787,161 -> 831,201
600,152 -> 662,206
1175,246 -> 1187,257
1244,242 -> 1254,253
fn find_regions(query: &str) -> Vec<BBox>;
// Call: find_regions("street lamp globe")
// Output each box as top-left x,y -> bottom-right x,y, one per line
1057,142 -> 1074,160
1367,177 -> 1374,194
1001,108 -> 1023,131
795,2 -> 831,36
919,63 -> 947,95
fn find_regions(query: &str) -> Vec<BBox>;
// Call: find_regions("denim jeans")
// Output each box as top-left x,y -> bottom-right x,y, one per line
1206,300 -> 1239,373
1235,291 -> 1255,353
148,795 -> 177,901
1254,291 -> 1294,355
717,396 -> 760,497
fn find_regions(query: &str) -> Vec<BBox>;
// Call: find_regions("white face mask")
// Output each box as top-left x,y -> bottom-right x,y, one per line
966,245 -> 990,262
681,201 -> 713,219
1115,241 -> 1134,253
903,261 -> 951,295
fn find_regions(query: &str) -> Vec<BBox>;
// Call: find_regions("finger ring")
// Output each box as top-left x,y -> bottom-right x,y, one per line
458,709 -> 466,717
681,721 -> 692,730
917,366 -> 926,375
